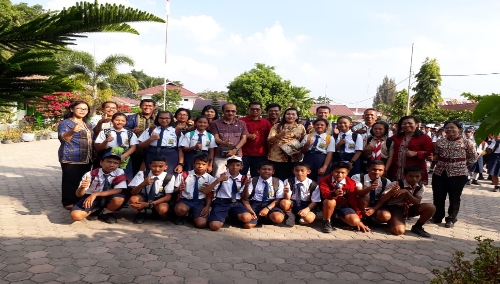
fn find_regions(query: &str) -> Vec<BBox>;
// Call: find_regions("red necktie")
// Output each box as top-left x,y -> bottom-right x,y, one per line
371,139 -> 382,160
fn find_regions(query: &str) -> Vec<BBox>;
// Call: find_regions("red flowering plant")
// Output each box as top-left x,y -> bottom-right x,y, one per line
28,92 -> 82,130
96,103 -> 132,115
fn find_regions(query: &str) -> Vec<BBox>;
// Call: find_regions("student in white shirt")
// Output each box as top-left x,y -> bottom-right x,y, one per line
331,116 -> 363,176
300,118 -> 334,182
95,112 -> 138,180
486,134 -> 500,192
138,111 -> 184,174
128,156 -> 176,224
70,153 -> 128,224
179,116 -> 217,172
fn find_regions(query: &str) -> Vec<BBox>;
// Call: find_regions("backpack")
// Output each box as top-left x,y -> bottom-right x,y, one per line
248,177 -> 280,200
397,179 -> 423,196
189,131 -> 213,146
332,132 -> 358,144
287,178 -> 318,201
487,140 -> 500,155
214,175 -> 247,197
142,170 -> 174,195
306,133 -> 331,149
89,168 -> 128,190
103,128 -> 134,147
360,174 -> 387,201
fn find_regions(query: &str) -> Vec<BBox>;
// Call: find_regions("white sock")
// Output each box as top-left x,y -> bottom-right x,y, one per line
473,173 -> 480,180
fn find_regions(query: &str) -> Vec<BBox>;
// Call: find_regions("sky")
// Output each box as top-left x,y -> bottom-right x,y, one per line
16,0 -> 500,107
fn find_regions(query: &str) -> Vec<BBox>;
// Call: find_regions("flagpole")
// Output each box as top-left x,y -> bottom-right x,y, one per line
163,0 -> 170,110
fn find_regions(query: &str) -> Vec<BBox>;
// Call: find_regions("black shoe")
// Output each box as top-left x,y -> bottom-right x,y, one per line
411,225 -> 431,238
175,216 -> 186,225
428,170 -> 433,174
322,220 -> 335,233
445,220 -> 454,228
285,212 -> 295,227
493,187 -> 500,192
478,174 -> 484,180
488,175 -> 492,180
99,213 -> 117,224
471,180 -> 479,185
466,180 -> 471,185
133,211 -> 147,224
86,208 -> 103,221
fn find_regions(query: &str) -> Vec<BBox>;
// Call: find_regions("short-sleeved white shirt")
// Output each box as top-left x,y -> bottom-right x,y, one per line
213,172 -> 246,199
129,171 -> 175,196
179,130 -> 217,150
138,126 -> 178,147
247,176 -> 284,202
79,168 -> 127,195
300,133 -> 332,154
95,127 -> 139,148
174,170 -> 216,200
284,177 -> 321,202
329,130 -> 363,153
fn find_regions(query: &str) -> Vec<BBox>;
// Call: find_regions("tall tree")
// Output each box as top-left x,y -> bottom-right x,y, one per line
227,63 -> 291,114
289,86 -> 314,115
315,95 -> 331,104
411,58 -> 442,110
60,51 -> 138,115
0,1 -> 164,106
198,89 -> 227,100
373,75 -> 397,108
378,88 -> 408,122
152,89 -> 182,113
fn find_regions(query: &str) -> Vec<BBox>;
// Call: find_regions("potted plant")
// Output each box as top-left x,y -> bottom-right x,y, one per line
0,131 -> 5,144
1,128 -> 17,144
19,121 -> 35,142
41,128 -> 50,140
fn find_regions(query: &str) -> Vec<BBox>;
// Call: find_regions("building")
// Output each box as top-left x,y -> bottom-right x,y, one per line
310,104 -> 355,116
439,99 -> 477,111
136,83 -> 200,110
192,99 -> 227,112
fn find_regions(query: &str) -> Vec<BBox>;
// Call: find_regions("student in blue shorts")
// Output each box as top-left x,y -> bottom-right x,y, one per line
242,161 -> 285,228
174,153 -> 217,228
209,156 -> 253,231
70,153 -> 127,224
280,162 -> 321,227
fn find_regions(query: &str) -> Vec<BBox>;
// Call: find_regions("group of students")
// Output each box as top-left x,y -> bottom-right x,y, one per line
70,150 -> 435,238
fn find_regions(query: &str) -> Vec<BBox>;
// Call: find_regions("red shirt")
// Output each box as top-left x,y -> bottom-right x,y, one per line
239,116 -> 272,157
319,174 -> 362,218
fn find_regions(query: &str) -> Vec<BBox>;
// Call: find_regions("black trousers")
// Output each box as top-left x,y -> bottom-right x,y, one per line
60,162 -> 91,207
432,172 -> 468,223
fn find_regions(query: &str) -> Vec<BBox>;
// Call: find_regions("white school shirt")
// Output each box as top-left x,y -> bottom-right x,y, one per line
300,133 -> 332,154
247,176 -> 284,202
79,168 -> 127,195
174,170 -> 216,200
328,130 -> 363,153
352,123 -> 372,139
179,130 -> 217,150
128,171 -> 175,196
214,172 -> 246,199
284,177 -> 321,203
138,126 -> 178,147
95,127 -> 139,148
351,174 -> 391,198
488,140 -> 500,154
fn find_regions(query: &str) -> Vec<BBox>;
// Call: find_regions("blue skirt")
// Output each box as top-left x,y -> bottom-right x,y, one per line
487,153 -> 500,176
145,147 -> 179,174
468,155 -> 483,173
303,153 -> 329,182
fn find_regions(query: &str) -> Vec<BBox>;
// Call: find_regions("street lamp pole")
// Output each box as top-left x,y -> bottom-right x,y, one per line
406,43 -> 414,116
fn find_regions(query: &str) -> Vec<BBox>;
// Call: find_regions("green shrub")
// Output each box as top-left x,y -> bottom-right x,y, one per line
431,236 -> 500,284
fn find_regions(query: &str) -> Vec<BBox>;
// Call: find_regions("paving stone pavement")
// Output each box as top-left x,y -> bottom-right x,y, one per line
0,139 -> 499,284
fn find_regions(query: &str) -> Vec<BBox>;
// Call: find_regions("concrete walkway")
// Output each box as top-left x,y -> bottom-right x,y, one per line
0,139 -> 498,283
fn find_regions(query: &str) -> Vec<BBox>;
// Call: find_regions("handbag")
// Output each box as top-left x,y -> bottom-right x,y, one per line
279,139 -> 302,156
220,146 -> 236,156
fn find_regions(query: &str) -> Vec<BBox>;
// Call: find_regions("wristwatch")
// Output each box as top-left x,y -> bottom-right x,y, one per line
148,200 -> 154,209
266,205 -> 273,210
235,147 -> 240,152
177,162 -> 184,166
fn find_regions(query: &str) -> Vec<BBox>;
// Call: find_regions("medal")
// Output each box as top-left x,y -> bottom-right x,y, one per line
231,199 -> 237,203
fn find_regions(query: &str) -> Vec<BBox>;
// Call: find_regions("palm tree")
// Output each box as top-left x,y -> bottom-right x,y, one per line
62,51 -> 139,115
289,86 -> 314,115
0,1 -> 164,106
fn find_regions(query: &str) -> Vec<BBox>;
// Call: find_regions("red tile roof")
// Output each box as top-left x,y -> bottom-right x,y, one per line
136,83 -> 199,98
112,96 -> 140,106
310,104 -> 355,116
440,103 -> 477,111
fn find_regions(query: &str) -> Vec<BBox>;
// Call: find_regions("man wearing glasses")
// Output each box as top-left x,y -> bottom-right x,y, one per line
239,102 -> 272,177
125,99 -> 157,175
210,103 -> 248,176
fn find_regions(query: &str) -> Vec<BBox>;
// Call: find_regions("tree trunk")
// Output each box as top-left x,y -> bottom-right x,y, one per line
91,84 -> 98,116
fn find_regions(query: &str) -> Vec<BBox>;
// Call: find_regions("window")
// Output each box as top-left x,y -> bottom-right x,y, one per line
184,99 -> 188,101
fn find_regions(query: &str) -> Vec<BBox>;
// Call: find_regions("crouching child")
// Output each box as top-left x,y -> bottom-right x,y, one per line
70,152 -> 127,224
128,156 -> 176,224
377,165 -> 435,238
319,162 -> 369,233
280,162 -> 321,227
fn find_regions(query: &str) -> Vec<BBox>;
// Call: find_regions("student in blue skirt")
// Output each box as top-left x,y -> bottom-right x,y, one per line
300,118 -> 334,181
332,116 -> 363,176
179,116 -> 217,172
138,111 -> 184,174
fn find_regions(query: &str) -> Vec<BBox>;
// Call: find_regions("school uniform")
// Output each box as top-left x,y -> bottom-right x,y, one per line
246,176 -> 285,225
138,126 -> 179,174
301,133 -> 334,181
319,175 -> 363,218
95,127 -> 139,180
208,173 -> 250,223
469,141 -> 487,174
128,171 -> 175,201
285,177 -> 321,214
71,168 -> 127,213
330,130 -> 363,176
487,140 -> 500,176
179,130 -> 216,171
174,170 -> 216,217
351,174 -> 391,207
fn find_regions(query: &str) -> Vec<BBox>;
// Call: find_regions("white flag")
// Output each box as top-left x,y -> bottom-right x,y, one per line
166,0 -> 170,16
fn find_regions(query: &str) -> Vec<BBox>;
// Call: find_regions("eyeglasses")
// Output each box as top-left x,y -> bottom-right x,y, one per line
75,108 -> 88,111
225,110 -> 236,113
249,108 -> 261,111
158,117 -> 171,120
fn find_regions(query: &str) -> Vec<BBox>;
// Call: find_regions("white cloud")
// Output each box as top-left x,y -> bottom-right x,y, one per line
170,15 -> 222,42
295,35 -> 309,42
245,21 -> 298,63
197,45 -> 225,56
373,12 -> 396,23
229,33 -> 243,45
